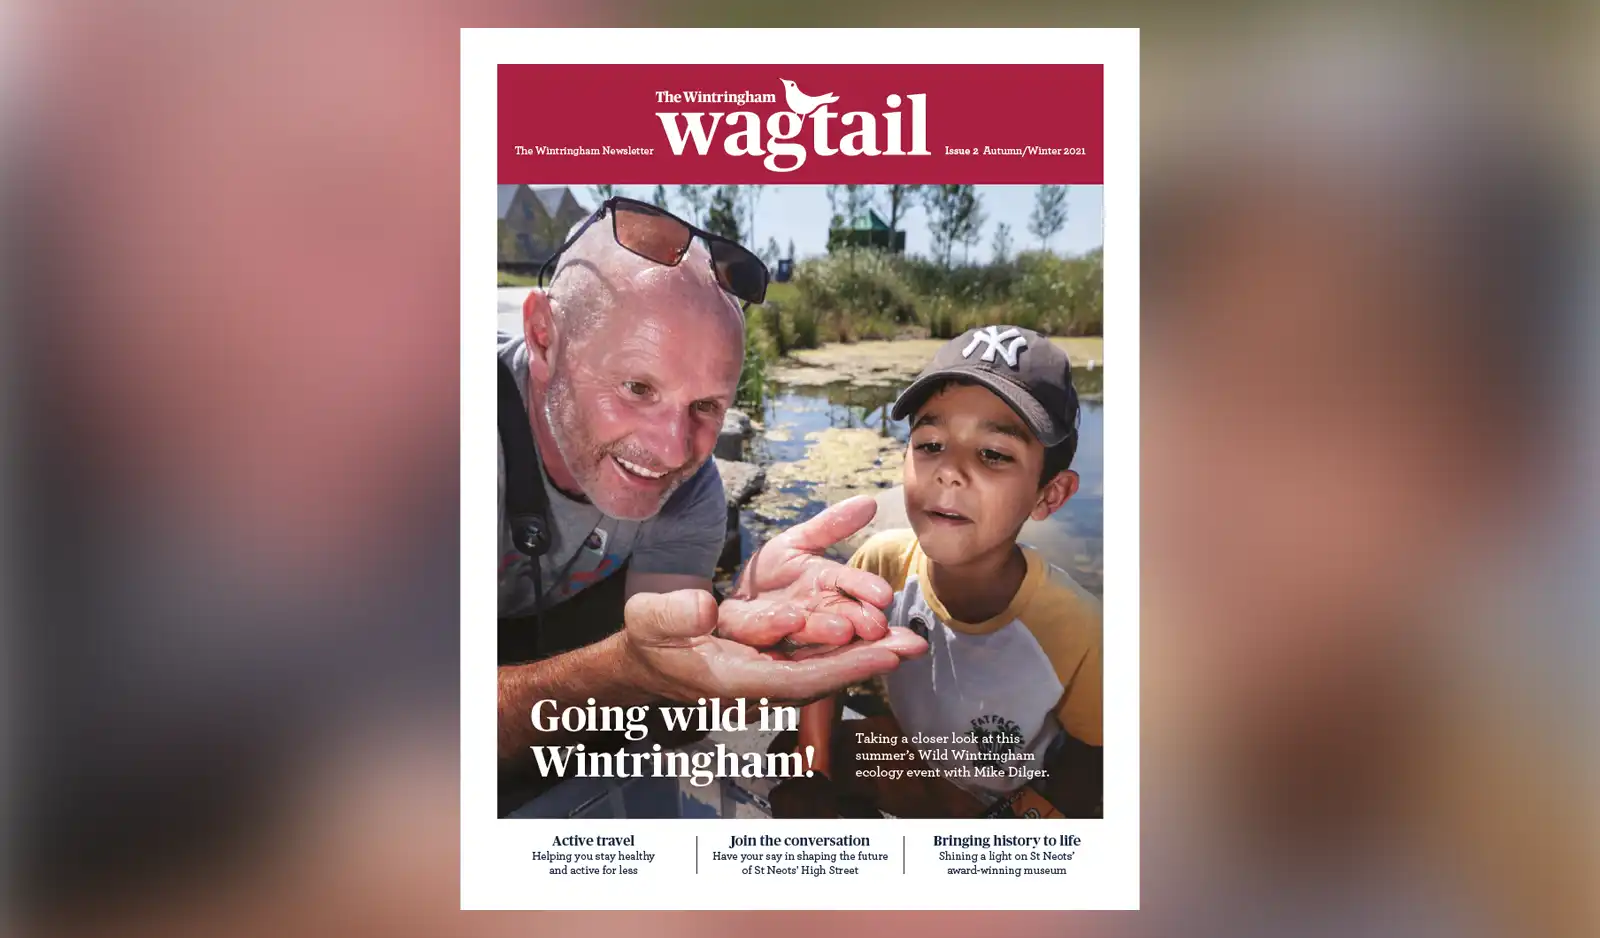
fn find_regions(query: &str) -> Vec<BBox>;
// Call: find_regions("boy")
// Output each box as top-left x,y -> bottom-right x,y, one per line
787,325 -> 1102,817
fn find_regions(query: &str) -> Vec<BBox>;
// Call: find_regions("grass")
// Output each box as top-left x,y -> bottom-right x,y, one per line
762,280 -> 799,308
497,270 -> 540,287
736,335 -> 769,411
760,280 -> 904,349
1051,336 -> 1105,366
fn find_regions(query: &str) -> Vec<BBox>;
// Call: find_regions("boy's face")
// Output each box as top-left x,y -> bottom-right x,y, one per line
904,382 -> 1077,566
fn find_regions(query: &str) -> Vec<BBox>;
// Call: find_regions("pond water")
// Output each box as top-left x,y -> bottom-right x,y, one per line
736,366 -> 1103,597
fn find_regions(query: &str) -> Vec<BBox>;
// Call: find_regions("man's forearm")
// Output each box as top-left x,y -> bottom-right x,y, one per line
497,632 -> 657,758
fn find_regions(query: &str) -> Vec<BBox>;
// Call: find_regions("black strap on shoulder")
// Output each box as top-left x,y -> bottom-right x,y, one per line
498,358 -> 552,559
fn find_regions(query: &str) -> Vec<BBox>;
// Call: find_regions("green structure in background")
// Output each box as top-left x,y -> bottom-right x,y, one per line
828,209 -> 906,254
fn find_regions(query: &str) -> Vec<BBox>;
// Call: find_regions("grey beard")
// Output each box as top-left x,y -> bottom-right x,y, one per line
541,384 -> 684,521
539,387 -> 581,490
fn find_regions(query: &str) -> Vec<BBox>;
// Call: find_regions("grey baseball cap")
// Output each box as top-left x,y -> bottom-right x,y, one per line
890,325 -> 1080,447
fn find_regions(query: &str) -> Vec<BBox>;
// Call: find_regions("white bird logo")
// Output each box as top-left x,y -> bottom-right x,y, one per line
779,78 -> 840,116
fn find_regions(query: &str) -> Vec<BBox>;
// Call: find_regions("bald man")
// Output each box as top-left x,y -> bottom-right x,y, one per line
497,221 -> 745,626
496,212 -> 926,816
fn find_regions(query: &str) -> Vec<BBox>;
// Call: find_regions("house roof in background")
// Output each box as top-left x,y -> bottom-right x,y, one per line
533,187 -> 575,218
497,184 -> 521,219
499,185 -> 586,221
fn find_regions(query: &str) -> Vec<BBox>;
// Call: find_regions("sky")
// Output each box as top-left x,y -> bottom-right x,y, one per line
558,185 -> 1103,263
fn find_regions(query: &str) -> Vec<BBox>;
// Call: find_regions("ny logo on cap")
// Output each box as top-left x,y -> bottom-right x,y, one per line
962,326 -> 1027,368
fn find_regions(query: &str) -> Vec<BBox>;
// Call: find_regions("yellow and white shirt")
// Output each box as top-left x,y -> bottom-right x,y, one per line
849,529 -> 1103,799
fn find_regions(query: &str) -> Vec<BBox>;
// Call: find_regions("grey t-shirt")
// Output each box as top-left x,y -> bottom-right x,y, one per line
497,333 -> 727,618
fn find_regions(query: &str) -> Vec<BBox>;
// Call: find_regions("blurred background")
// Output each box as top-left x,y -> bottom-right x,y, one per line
7,5 -> 1595,938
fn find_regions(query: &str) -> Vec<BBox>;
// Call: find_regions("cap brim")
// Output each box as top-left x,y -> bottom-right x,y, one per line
891,368 -> 1067,447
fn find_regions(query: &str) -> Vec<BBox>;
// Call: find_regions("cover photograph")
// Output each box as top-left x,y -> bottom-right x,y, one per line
461,27 -> 1139,911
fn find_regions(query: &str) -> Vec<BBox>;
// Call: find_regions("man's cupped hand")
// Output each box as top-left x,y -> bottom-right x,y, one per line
621,589 -> 923,706
722,495 -> 910,649
619,496 -> 926,704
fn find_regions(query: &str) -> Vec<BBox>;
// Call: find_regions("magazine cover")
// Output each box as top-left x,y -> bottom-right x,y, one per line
461,27 -> 1139,911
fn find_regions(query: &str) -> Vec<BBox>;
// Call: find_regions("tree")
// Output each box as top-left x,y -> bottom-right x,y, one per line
741,186 -> 764,245
710,184 -> 742,236
921,186 -> 958,266
922,185 -> 983,267
827,185 -> 879,252
877,184 -> 923,240
786,238 -> 796,261
961,197 -> 987,263
704,186 -> 742,242
991,222 -> 1013,264
1029,184 -> 1069,250
840,185 -> 872,223
677,184 -> 711,226
650,184 -> 670,210
825,185 -> 872,222
826,213 -> 846,252
762,237 -> 783,268
589,184 -> 616,207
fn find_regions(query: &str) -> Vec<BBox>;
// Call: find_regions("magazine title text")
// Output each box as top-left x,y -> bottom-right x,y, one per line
654,86 -> 929,173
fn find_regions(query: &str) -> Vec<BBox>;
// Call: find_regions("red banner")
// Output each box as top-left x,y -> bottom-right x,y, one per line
499,64 -> 1102,185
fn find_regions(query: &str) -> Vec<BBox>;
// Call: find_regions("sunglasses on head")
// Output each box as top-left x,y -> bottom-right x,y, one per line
538,196 -> 770,306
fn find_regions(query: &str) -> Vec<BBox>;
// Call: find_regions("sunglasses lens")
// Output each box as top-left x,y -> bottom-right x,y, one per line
710,241 -> 769,305
613,202 -> 692,266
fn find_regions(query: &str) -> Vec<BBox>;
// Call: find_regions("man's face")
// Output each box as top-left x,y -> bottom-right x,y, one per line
542,294 -> 743,522
904,383 -> 1065,567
